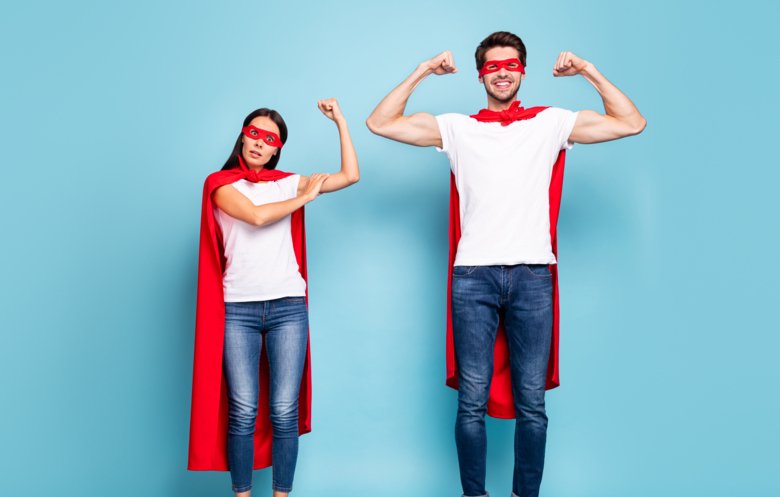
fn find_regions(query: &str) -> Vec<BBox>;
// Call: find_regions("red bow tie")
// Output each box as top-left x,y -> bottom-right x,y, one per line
470,100 -> 542,126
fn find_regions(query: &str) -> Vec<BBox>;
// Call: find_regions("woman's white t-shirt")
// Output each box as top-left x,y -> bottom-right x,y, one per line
215,175 -> 307,302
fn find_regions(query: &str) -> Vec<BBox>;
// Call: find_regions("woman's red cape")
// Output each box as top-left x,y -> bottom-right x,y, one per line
188,167 -> 312,470
446,105 -> 565,418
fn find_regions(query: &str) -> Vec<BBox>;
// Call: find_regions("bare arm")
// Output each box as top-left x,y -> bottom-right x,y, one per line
214,173 -> 329,227
365,51 -> 458,147
553,52 -> 647,144
298,98 -> 360,195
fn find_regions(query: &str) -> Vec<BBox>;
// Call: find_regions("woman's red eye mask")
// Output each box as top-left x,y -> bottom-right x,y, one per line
242,126 -> 284,148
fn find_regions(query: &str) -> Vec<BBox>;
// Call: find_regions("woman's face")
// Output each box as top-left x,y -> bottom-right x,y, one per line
241,116 -> 282,169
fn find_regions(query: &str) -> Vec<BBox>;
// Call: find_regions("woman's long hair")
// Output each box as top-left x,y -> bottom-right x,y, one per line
221,108 -> 288,171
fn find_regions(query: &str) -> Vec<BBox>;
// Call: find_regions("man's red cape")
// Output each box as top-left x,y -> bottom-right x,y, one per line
188,167 -> 312,470
446,105 -> 565,419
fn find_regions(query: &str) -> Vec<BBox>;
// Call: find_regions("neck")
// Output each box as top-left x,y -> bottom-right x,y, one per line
486,97 -> 517,111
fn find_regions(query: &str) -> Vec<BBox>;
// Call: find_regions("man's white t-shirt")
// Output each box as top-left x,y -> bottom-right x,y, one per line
215,175 -> 307,302
436,107 -> 578,266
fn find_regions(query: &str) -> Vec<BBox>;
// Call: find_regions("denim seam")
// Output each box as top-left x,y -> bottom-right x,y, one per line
273,481 -> 293,492
522,264 -> 551,279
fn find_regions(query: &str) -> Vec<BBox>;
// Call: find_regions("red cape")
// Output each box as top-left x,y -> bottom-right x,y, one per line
445,106 -> 565,419
188,168 -> 312,470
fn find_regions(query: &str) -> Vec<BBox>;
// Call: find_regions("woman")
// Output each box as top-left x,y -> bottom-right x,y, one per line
188,99 -> 359,497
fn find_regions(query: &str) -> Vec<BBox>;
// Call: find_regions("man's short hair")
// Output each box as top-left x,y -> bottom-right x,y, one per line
475,31 -> 527,71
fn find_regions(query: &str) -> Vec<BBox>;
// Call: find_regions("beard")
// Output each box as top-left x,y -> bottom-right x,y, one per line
484,78 -> 520,103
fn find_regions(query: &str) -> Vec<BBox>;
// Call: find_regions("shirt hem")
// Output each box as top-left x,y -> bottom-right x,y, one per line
224,290 -> 307,303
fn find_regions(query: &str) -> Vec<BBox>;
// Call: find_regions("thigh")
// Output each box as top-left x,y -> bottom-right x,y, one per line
264,297 -> 309,404
223,302 -> 264,407
451,266 -> 501,391
503,265 -> 554,392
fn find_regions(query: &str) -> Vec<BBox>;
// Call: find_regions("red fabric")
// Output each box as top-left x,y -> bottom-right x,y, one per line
446,104 -> 565,419
478,58 -> 525,77
242,126 -> 284,148
188,162 -> 312,470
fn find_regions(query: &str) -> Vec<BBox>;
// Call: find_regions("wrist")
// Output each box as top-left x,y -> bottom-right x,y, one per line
580,61 -> 596,77
415,63 -> 433,78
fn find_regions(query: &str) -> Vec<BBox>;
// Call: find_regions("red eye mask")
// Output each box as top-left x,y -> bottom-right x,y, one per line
478,58 -> 526,77
242,126 -> 284,148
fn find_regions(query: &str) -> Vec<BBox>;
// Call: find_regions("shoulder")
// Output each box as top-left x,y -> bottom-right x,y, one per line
436,113 -> 472,125
537,107 -> 577,121
204,169 -> 241,193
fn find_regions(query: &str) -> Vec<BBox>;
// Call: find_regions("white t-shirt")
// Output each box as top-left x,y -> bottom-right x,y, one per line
215,175 -> 307,302
436,107 -> 578,266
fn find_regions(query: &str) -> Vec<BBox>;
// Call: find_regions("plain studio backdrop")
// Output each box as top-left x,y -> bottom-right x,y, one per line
1,1 -> 777,496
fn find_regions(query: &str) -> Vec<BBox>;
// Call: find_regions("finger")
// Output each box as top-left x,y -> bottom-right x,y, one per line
563,51 -> 572,70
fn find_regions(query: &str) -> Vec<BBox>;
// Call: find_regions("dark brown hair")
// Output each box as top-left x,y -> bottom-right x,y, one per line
221,108 -> 288,171
474,31 -> 527,71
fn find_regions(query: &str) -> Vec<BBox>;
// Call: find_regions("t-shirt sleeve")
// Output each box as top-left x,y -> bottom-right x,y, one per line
543,107 -> 579,150
435,113 -> 459,155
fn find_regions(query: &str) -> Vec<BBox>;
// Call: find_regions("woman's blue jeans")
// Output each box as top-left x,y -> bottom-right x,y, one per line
451,264 -> 553,497
223,297 -> 309,493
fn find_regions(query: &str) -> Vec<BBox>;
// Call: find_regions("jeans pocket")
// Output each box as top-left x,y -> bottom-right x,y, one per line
453,265 -> 479,277
523,264 -> 551,279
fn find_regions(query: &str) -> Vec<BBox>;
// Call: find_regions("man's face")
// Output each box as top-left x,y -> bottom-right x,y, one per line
479,46 -> 525,105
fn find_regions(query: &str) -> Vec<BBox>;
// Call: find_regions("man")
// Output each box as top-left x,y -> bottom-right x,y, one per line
366,31 -> 645,497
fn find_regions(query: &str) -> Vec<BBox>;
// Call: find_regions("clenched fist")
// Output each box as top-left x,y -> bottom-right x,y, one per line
318,98 -> 344,122
552,51 -> 590,77
421,50 -> 458,75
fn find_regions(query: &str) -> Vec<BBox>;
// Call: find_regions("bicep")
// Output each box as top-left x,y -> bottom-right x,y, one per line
568,109 -> 634,144
375,112 -> 442,148
212,185 -> 257,225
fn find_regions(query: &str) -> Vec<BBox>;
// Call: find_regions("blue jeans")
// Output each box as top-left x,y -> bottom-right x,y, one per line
223,297 -> 309,493
451,264 -> 553,497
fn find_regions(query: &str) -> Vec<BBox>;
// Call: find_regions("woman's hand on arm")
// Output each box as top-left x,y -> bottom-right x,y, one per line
214,173 -> 329,227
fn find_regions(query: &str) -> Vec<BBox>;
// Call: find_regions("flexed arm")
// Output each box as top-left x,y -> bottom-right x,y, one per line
554,51 -> 647,144
299,98 -> 360,195
366,51 -> 457,147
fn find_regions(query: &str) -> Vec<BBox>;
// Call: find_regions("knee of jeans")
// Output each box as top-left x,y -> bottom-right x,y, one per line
457,384 -> 489,419
228,403 -> 258,436
269,399 -> 299,435
516,389 -> 547,424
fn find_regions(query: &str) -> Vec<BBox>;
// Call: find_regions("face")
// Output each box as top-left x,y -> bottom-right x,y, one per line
479,46 -> 525,105
241,116 -> 282,169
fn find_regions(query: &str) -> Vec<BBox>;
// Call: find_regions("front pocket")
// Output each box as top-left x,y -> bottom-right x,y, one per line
453,265 -> 479,277
523,264 -> 551,278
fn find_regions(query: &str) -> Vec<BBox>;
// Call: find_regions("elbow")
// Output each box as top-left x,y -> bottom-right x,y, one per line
365,116 -> 380,135
628,116 -> 647,136
365,115 -> 387,137
348,172 -> 360,185
252,212 -> 269,227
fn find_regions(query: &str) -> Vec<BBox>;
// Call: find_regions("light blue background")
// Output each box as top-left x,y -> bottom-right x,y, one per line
1,1 -> 778,496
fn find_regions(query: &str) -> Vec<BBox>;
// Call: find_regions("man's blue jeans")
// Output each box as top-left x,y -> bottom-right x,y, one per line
223,297 -> 309,494
451,264 -> 554,497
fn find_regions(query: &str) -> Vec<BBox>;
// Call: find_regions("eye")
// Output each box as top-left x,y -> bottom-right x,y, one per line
507,62 -> 519,68
249,129 -> 259,136
264,134 -> 275,144
486,64 -> 497,70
